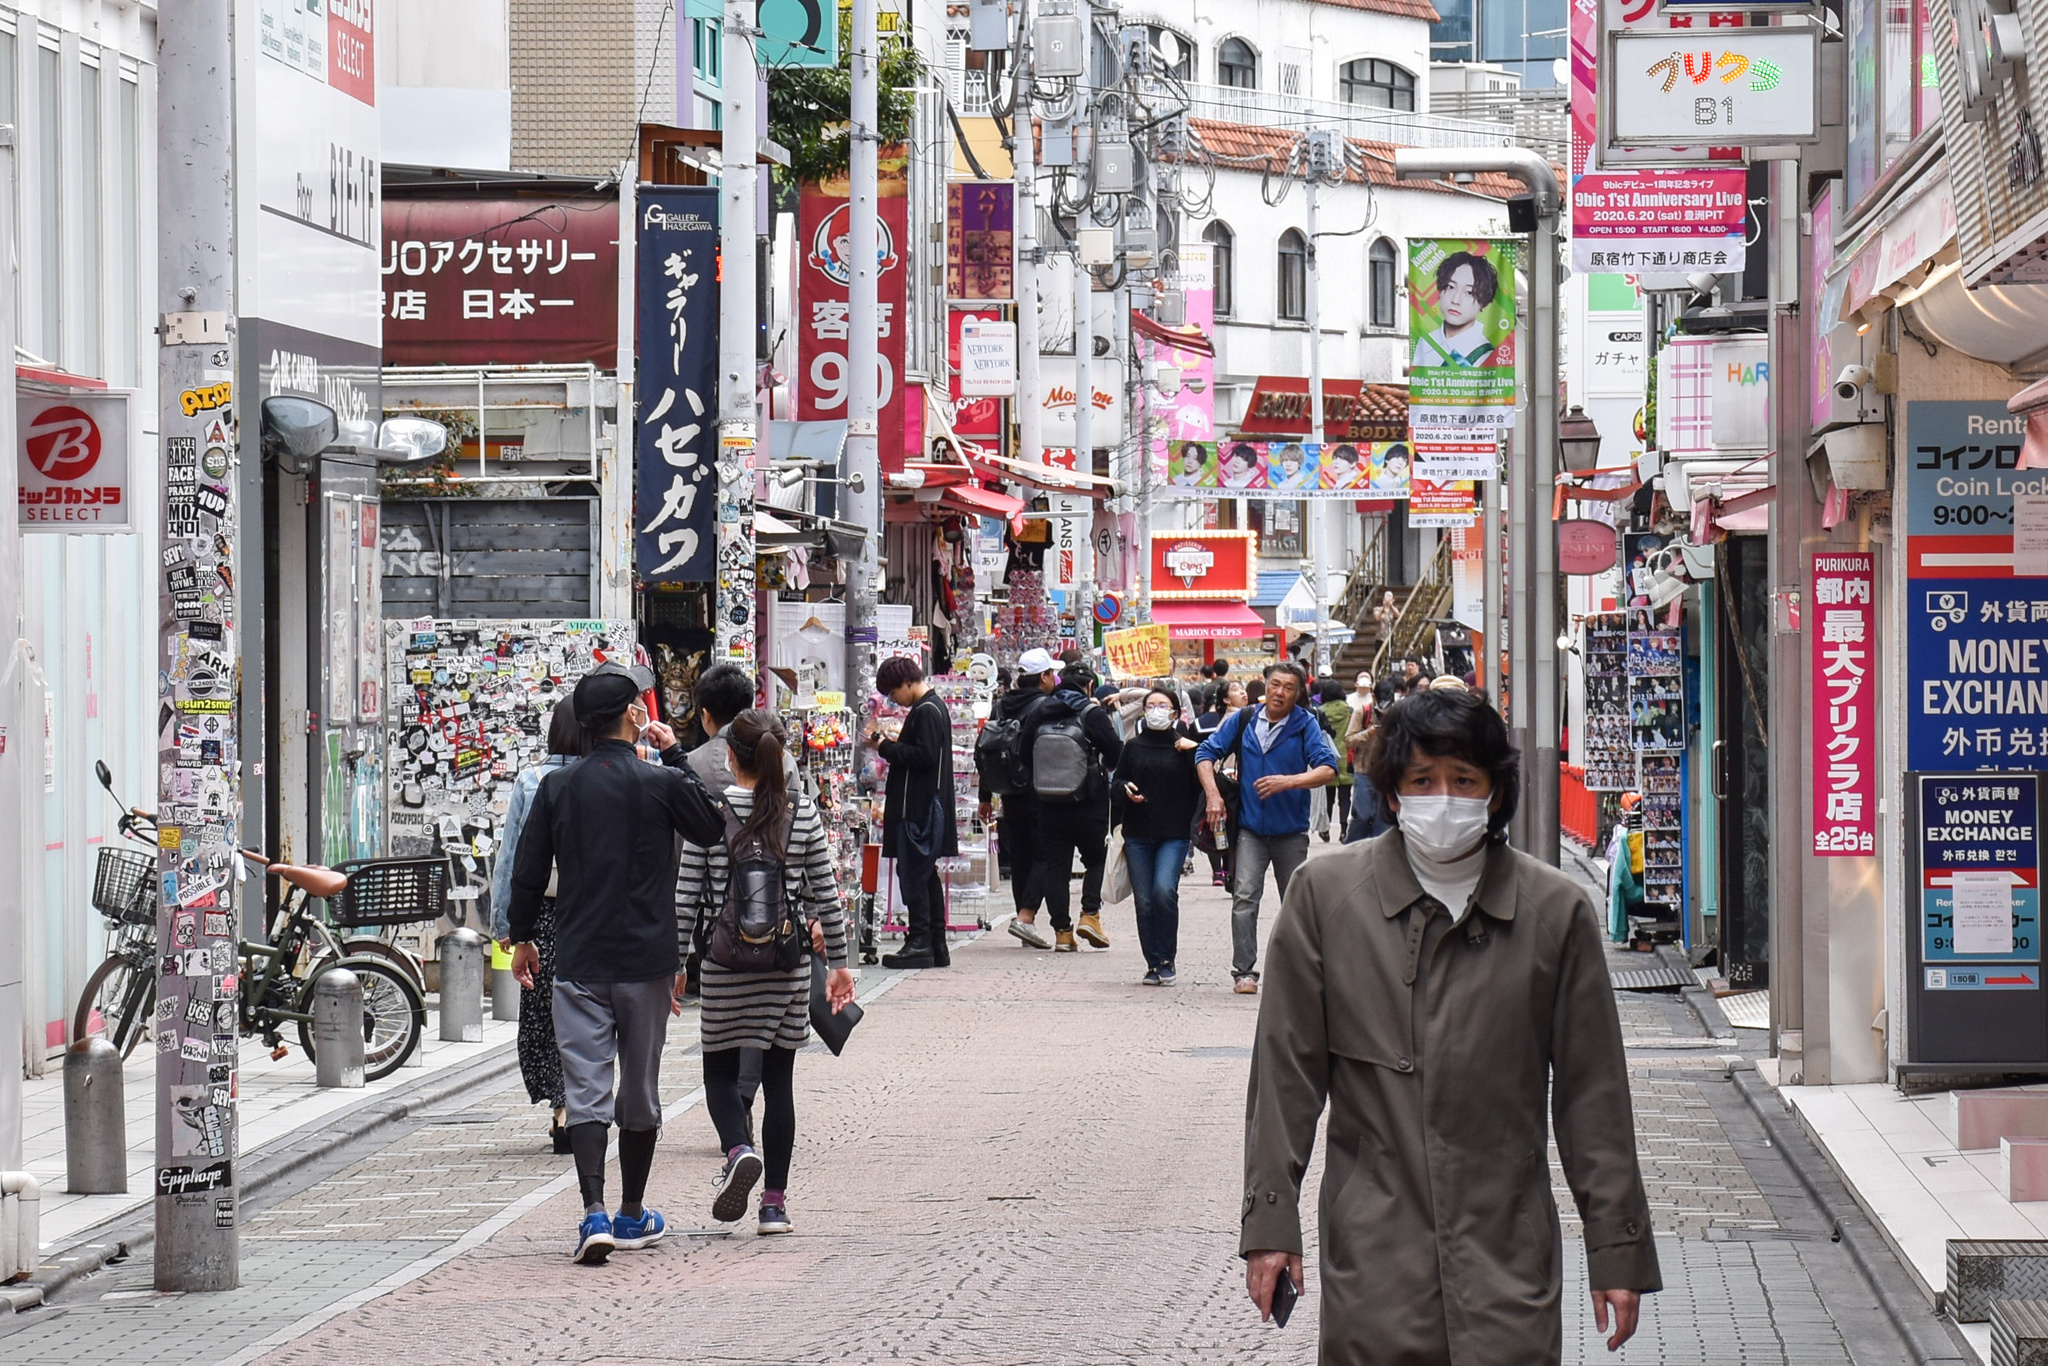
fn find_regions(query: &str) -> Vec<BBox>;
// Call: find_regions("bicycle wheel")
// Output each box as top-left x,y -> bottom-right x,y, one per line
296,957 -> 425,1082
74,954 -> 156,1060
338,936 -> 427,995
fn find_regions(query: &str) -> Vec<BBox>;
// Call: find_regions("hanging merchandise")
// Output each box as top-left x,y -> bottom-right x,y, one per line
1626,607 -> 1685,916
930,674 -> 992,932
1581,612 -> 1632,792
993,567 -> 1056,669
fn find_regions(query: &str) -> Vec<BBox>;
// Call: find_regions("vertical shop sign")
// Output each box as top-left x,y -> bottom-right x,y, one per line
634,187 -> 720,582
948,307 -> 1004,436
1904,400 -> 2043,768
946,181 -> 1013,301
1148,243 -> 1214,480
797,163 -> 911,472
1812,552 -> 1876,855
1407,239 -> 1518,440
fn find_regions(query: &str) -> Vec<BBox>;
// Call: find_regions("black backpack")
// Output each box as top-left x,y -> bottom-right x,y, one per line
1031,703 -> 1102,802
975,713 -> 1032,795
706,805 -> 805,973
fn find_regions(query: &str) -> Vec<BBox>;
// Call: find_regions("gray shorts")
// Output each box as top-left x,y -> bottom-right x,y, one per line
552,976 -> 673,1130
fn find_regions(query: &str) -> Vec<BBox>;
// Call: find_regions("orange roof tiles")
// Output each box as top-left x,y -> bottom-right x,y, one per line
1186,119 -> 1536,201
1314,0 -> 1444,22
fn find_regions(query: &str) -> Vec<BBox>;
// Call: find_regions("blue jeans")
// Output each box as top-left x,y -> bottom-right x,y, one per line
1122,836 -> 1191,972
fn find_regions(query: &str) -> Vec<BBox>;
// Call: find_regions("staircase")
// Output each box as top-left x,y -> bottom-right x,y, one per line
1368,537 -> 1455,678
1325,527 -> 1454,681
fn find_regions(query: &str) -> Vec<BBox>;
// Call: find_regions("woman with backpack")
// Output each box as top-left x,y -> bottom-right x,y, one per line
676,709 -> 856,1235
1111,687 -> 1202,985
490,696 -> 589,1153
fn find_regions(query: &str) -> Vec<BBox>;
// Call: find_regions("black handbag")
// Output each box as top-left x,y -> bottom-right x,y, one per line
809,954 -> 862,1056
1195,711 -> 1250,853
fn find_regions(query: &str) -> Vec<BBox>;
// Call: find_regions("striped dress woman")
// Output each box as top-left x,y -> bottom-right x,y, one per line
674,708 -> 855,1235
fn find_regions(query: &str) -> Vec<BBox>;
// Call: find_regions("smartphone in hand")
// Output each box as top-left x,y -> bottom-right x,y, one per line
1270,1267 -> 1300,1328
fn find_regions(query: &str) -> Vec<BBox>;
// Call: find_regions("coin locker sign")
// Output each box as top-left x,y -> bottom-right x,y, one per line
1905,401 -> 2045,770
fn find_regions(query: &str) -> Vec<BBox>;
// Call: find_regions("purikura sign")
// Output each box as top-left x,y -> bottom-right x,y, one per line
1812,551 -> 1876,856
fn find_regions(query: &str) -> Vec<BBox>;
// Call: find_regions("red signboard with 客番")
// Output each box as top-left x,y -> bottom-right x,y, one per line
381,198 -> 620,367
796,154 -> 913,474
1149,531 -> 1256,601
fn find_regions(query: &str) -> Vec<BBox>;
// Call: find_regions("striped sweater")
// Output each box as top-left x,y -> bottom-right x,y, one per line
675,786 -> 848,1052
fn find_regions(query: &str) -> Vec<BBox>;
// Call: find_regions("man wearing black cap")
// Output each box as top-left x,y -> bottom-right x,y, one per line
507,660 -> 725,1265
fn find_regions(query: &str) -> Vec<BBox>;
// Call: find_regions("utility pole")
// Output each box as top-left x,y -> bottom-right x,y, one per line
844,0 -> 881,707
1013,21 -> 1041,478
1070,245 -> 1095,643
0,126 -> 25,1228
1303,149 -> 1329,679
1394,147 -> 1562,865
157,0 -> 240,1290
717,0 -> 761,671
1482,435 -> 1502,706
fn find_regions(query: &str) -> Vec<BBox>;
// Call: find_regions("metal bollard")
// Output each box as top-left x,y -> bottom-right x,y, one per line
439,927 -> 487,1043
312,969 -> 366,1088
490,940 -> 521,1023
63,1039 -> 127,1194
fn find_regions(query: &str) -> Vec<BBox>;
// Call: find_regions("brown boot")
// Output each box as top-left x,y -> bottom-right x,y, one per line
1076,912 -> 1110,948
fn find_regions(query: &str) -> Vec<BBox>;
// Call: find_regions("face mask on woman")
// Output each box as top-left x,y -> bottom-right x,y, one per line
1144,705 -> 1175,731
1397,794 -> 1491,861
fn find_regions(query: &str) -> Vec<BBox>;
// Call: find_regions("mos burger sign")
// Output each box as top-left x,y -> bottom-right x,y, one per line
1150,531 -> 1256,601
18,391 -> 135,533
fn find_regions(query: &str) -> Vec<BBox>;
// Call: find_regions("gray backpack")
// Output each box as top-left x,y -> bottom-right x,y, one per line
1031,703 -> 1101,803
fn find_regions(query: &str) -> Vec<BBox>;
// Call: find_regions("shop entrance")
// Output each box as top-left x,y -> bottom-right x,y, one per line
1717,536 -> 1770,988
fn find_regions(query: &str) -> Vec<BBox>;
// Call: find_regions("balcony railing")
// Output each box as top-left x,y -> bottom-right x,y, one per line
1178,81 -> 1517,151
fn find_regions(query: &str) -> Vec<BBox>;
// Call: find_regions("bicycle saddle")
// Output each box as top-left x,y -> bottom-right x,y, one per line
267,863 -> 349,899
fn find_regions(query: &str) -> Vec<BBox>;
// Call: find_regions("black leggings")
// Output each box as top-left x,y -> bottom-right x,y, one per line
704,1045 -> 796,1190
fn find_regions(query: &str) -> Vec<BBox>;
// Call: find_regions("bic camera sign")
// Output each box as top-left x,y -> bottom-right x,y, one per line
1605,28 -> 1819,150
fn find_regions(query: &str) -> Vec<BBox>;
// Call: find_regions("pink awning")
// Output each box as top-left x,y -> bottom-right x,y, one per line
1150,602 -> 1266,640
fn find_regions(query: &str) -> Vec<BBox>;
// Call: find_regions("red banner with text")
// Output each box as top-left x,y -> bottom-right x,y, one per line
796,159 -> 912,474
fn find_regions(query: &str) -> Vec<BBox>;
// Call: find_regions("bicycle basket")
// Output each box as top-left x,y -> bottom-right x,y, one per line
332,857 -> 453,928
93,847 -> 157,925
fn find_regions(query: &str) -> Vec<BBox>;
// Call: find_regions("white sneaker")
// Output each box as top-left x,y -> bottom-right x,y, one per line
1008,916 -> 1052,949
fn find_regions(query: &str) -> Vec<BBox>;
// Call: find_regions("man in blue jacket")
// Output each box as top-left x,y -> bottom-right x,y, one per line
1195,660 -> 1338,993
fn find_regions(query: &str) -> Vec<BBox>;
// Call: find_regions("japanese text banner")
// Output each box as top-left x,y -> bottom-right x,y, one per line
634,187 -> 720,583
1813,552 -> 1876,855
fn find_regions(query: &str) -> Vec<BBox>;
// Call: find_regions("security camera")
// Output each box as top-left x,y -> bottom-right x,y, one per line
1834,364 -> 1875,401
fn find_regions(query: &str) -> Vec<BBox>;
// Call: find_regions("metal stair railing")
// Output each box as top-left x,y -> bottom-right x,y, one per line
1370,536 -> 1455,678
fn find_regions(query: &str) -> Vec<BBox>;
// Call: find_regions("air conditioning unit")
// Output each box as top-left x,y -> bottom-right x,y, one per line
1807,424 -> 1889,493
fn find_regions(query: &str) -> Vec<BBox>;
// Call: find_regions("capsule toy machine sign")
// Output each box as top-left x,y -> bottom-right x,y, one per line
1904,401 -> 2046,770
1811,553 -> 1876,856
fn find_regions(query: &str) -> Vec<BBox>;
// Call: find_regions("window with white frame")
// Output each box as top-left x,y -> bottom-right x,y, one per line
1217,37 -> 1256,89
1338,58 -> 1415,111
1277,229 -> 1306,321
1369,238 -> 1398,331
1205,220 -> 1235,317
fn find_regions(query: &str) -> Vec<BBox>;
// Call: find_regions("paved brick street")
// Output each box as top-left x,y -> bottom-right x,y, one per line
3,846 -> 1924,1364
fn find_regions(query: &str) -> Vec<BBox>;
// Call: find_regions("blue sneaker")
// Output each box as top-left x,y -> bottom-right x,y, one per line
1157,965 -> 1178,987
758,1201 -> 792,1236
572,1211 -> 615,1264
712,1146 -> 764,1223
612,1207 -> 666,1249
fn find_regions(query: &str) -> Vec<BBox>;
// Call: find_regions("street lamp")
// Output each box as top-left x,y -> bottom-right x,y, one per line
1558,405 -> 1603,473
1394,147 -> 1564,868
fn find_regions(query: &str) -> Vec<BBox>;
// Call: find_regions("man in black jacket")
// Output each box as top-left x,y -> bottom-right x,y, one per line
980,647 -> 1060,949
1020,664 -> 1125,951
866,655 -> 959,970
507,662 -> 724,1266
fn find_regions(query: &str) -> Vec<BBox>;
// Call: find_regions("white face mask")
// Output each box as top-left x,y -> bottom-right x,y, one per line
1397,795 -> 1492,861
1144,706 -> 1174,731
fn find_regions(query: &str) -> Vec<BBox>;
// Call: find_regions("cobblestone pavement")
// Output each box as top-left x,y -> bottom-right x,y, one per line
3,845 -> 1918,1364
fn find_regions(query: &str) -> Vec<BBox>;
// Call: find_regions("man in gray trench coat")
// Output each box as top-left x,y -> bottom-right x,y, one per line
1241,689 -> 1660,1363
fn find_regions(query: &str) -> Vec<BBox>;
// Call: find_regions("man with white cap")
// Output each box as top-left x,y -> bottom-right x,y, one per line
507,660 -> 725,1265
979,647 -> 1061,948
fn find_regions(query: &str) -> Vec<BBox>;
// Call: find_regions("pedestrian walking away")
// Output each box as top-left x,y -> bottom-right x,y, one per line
867,655 -> 960,970
506,661 -> 726,1265
979,646 -> 1060,949
1193,678 -> 1249,887
489,695 -> 589,1154
1314,677 -> 1355,841
1111,687 -> 1201,985
1020,663 -> 1125,952
676,709 -> 856,1235
1343,676 -> 1397,844
1241,686 -> 1660,1363
1194,660 -> 1338,992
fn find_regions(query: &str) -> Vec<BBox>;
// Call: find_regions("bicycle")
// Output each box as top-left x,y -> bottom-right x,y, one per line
74,762 -> 438,1080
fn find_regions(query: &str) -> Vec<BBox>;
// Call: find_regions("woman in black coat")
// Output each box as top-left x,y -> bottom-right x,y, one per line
866,655 -> 958,969
1112,686 -> 1203,986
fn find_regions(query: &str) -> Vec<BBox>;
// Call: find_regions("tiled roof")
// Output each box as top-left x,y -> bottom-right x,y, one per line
1315,0 -> 1443,22
1186,119 -> 1534,201
1356,383 -> 1409,424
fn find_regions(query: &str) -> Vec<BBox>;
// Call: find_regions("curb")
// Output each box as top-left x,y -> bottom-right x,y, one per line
1726,1062 -> 1976,1365
13,1040 -> 522,1313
